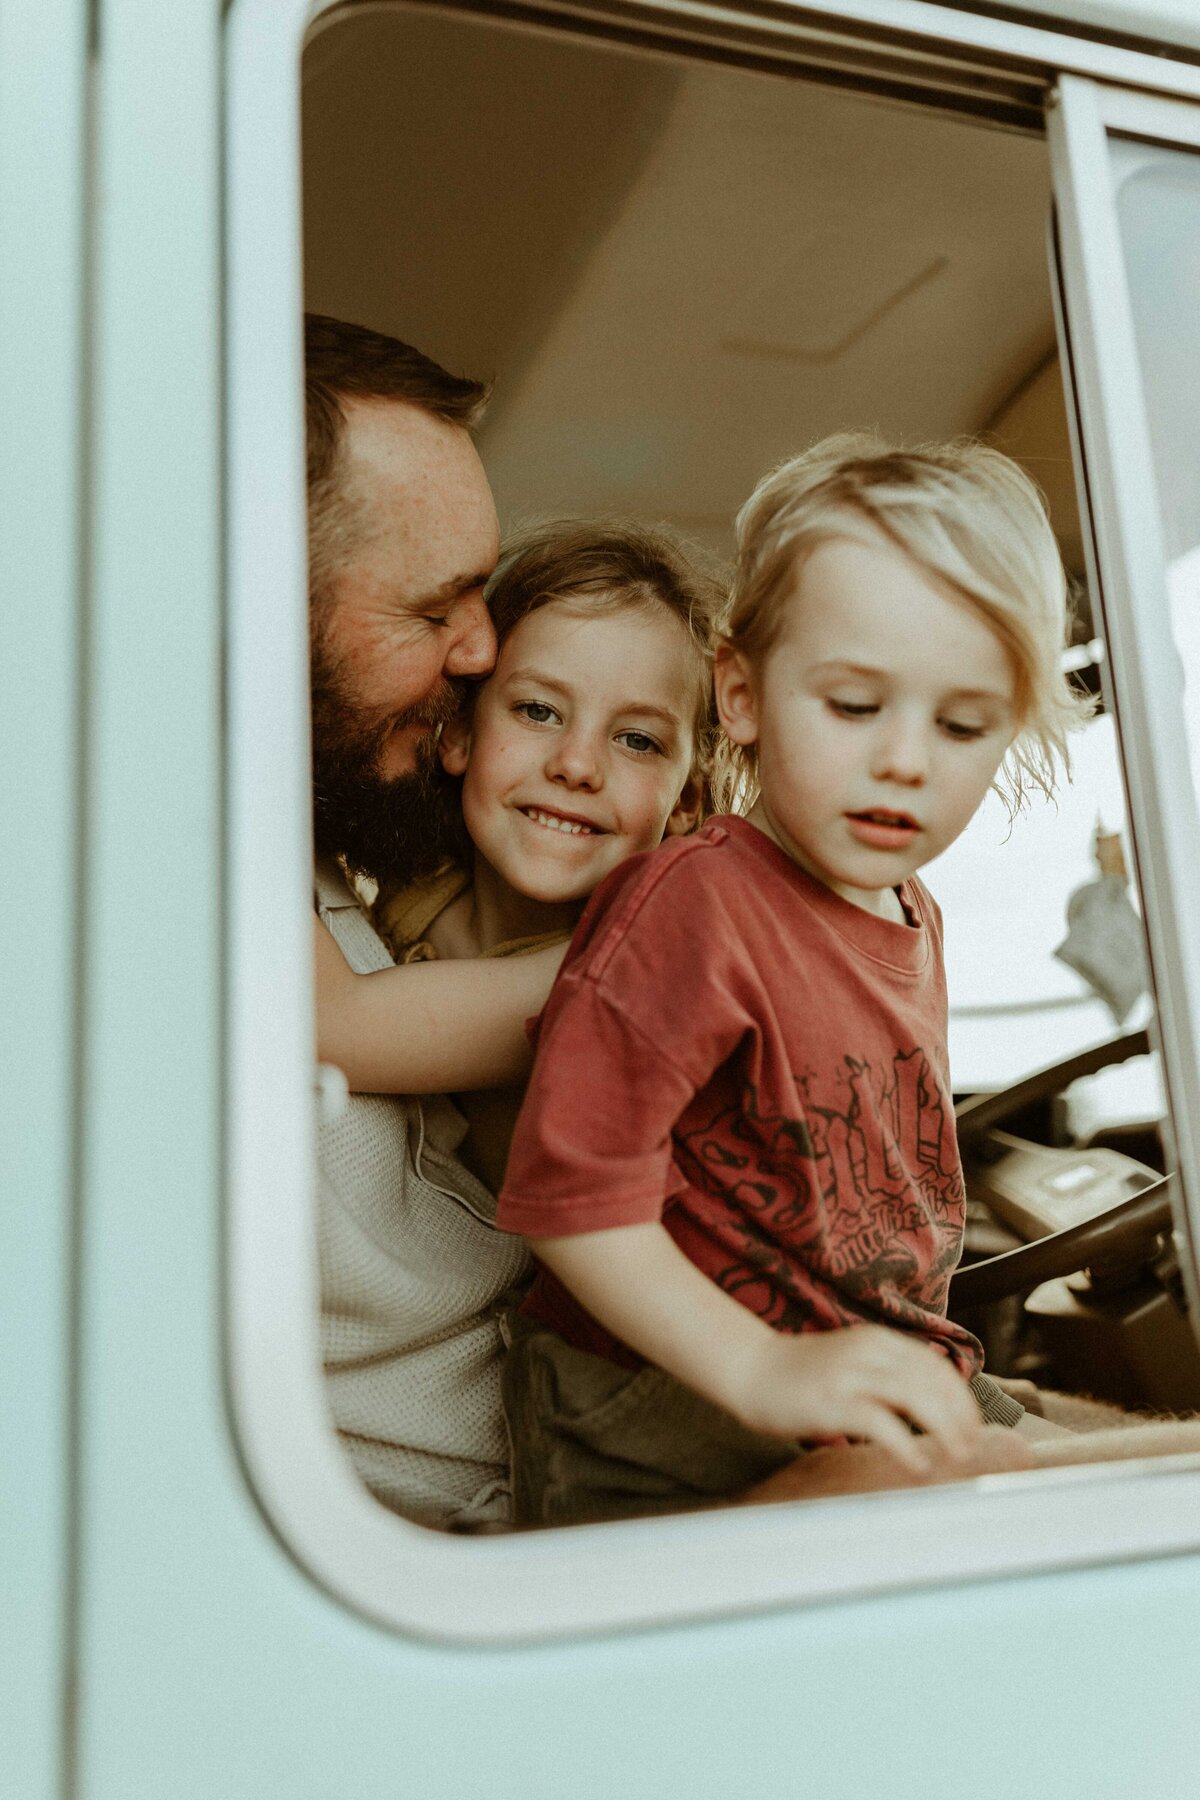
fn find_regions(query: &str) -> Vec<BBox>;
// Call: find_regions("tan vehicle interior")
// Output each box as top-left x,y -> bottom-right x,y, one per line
303,4 -> 1083,574
301,3 -> 1200,1425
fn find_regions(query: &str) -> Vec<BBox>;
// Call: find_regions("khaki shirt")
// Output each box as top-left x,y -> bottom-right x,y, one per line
315,858 -> 530,1529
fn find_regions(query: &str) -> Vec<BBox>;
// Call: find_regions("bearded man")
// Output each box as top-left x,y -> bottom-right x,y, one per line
307,312 -> 538,1530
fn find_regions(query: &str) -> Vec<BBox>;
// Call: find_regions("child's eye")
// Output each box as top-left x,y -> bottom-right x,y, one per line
940,717 -> 987,741
615,729 -> 663,756
828,698 -> 878,719
515,700 -> 559,725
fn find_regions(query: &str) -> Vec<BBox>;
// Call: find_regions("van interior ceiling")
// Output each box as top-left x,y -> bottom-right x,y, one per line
301,4 -> 1084,586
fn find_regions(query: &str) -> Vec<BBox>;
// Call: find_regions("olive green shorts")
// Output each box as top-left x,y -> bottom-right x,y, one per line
500,1312 -> 1023,1529
500,1310 -> 796,1527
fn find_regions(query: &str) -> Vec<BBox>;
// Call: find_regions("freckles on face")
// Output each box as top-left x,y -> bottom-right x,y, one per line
317,402 -> 500,779
321,606 -> 459,782
455,600 -> 699,904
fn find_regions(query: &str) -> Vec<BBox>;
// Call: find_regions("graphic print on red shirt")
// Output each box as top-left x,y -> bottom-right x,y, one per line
497,816 -> 982,1378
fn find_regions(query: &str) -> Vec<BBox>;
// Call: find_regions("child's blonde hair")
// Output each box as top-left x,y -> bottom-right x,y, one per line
486,518 -> 737,816
725,432 -> 1094,807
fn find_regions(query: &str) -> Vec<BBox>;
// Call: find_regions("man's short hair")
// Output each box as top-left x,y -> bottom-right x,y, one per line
304,313 -> 491,606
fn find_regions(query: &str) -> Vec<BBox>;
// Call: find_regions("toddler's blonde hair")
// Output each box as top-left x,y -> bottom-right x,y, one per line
725,432 -> 1094,807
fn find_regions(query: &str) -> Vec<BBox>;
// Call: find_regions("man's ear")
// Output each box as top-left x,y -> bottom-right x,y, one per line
665,774 -> 704,839
438,712 -> 472,776
713,642 -> 760,747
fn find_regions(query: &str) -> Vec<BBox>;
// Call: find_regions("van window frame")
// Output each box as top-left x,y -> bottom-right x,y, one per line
225,0 -> 1200,1644
1048,76 -> 1200,1314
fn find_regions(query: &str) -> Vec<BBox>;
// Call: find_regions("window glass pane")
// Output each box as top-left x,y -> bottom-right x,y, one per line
1112,139 -> 1200,788
1112,140 -> 1200,561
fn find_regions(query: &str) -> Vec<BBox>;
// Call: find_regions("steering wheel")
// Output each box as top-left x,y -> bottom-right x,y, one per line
948,1025 -> 1176,1309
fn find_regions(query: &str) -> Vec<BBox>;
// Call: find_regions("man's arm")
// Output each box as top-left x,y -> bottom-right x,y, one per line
533,1222 -> 989,1475
314,917 -> 566,1093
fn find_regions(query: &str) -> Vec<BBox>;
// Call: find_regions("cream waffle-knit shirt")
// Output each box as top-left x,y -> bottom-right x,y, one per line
316,858 -> 530,1529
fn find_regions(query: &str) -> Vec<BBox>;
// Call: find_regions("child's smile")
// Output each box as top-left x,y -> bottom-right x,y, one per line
520,804 -> 604,837
717,528 -> 1018,919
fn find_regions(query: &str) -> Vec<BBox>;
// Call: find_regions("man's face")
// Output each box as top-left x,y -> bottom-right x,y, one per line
311,396 -> 500,883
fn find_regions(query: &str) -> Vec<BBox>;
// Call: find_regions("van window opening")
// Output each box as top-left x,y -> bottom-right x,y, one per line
222,0 -> 1200,1638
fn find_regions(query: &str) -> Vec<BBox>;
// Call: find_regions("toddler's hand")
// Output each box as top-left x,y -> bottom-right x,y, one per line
736,1325 -> 985,1474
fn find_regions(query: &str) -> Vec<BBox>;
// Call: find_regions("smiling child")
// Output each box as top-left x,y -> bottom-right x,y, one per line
315,519 -> 727,1188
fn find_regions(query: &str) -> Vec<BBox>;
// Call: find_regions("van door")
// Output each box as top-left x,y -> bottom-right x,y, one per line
46,4 -> 1200,1796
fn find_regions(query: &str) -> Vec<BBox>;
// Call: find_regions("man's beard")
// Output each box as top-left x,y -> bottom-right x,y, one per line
310,632 -> 471,890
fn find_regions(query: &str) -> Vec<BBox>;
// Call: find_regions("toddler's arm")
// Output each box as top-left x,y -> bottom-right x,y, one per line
533,1222 -> 986,1474
315,917 -> 567,1094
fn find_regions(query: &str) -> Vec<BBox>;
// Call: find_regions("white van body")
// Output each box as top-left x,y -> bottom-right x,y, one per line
8,2 -> 1200,1795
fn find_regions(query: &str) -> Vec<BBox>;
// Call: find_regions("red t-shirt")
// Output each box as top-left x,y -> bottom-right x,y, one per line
497,816 -> 982,1378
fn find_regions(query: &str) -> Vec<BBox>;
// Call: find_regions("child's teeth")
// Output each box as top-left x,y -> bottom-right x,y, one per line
528,808 -> 593,835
